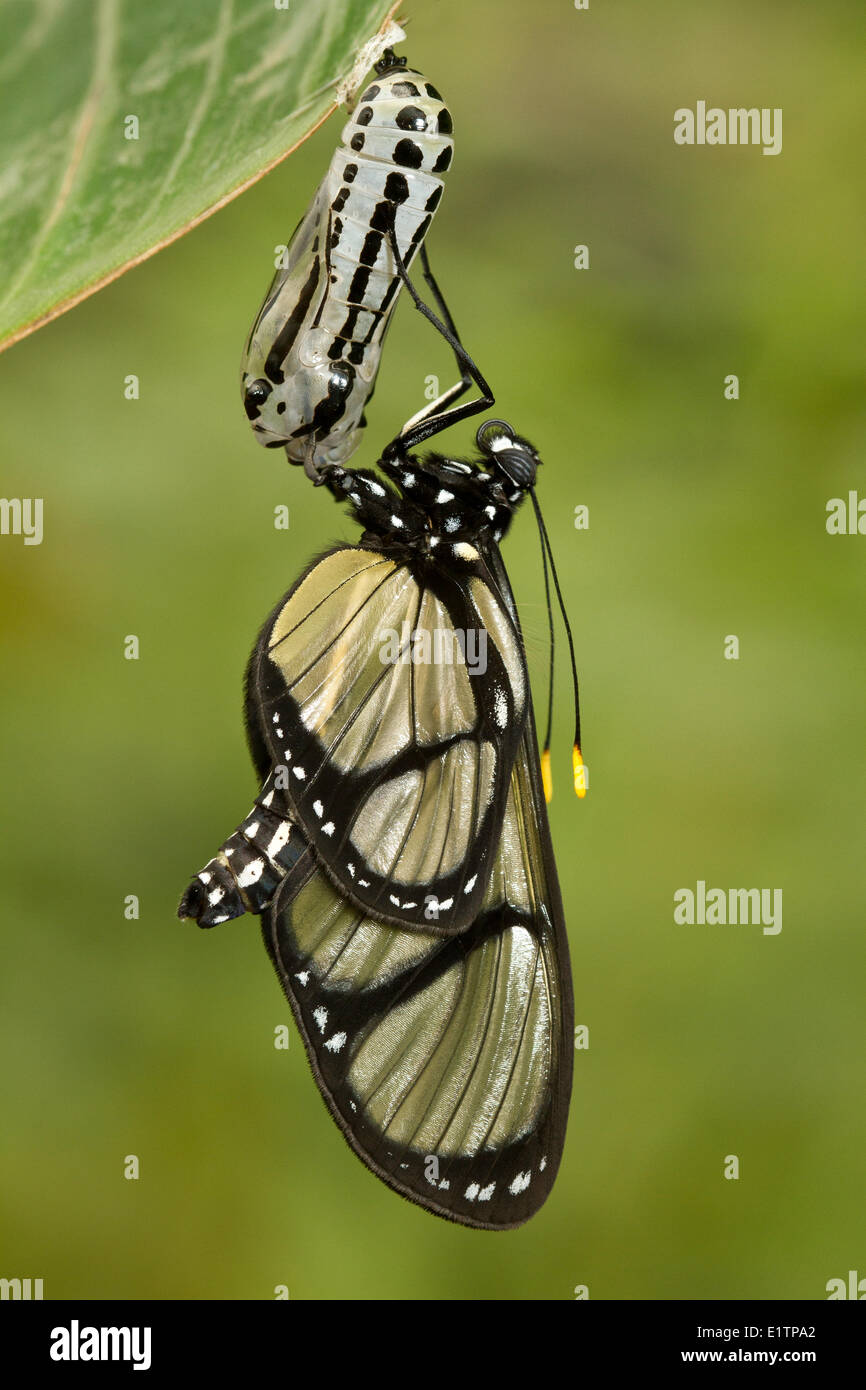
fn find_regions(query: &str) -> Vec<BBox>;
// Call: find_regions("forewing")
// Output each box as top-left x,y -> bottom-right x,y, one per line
262,720 -> 573,1230
250,545 -> 528,933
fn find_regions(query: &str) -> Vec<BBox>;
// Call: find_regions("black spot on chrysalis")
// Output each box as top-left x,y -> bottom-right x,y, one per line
370,201 -> 393,232
243,378 -> 272,420
396,105 -> 428,132
360,230 -> 384,266
393,138 -> 423,169
384,171 -> 410,203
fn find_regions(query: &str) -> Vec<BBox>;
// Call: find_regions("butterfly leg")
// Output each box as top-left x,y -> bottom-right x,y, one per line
178,773 -> 304,927
383,219 -> 494,457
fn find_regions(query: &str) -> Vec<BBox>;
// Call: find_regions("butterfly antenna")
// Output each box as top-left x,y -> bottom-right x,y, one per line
530,489 -> 586,800
531,494 -> 556,802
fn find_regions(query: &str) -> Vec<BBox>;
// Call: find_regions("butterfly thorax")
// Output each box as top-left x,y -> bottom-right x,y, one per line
320,426 -> 540,560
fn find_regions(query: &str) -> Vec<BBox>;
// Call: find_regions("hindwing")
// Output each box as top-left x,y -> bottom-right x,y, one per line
261,715 -> 573,1229
247,545 -> 529,933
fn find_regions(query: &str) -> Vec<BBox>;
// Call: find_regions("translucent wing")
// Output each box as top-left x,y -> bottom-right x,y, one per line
247,545 -> 529,933
261,717 -> 573,1230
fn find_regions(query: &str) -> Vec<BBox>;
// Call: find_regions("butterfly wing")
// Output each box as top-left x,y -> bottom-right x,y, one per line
261,707 -> 573,1230
247,544 -> 529,934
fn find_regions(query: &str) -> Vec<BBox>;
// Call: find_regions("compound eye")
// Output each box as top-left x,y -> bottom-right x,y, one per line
497,448 -> 536,488
243,378 -> 272,419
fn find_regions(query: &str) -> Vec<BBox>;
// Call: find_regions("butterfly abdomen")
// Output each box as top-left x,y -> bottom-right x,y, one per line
241,54 -> 454,469
178,776 -> 304,927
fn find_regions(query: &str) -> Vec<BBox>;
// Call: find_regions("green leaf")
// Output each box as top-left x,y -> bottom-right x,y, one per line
0,0 -> 403,353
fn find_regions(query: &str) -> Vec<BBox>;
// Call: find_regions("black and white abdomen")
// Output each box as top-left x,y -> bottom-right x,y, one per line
241,56 -> 454,469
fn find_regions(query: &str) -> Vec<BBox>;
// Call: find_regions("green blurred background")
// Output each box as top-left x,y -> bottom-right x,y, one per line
2,0 -> 864,1300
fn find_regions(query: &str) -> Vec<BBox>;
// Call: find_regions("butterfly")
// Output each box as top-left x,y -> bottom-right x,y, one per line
178,413 -> 583,1228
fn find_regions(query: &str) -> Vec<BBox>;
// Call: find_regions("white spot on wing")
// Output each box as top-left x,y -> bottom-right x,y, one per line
313,1006 -> 328,1032
324,1031 -> 347,1053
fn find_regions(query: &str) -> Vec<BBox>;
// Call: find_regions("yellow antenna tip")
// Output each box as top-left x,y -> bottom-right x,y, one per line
541,748 -> 553,803
573,745 -> 587,799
